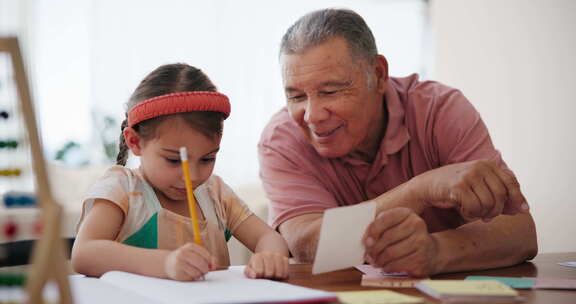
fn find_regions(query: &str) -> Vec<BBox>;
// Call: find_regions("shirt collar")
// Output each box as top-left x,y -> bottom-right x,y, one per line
381,79 -> 411,156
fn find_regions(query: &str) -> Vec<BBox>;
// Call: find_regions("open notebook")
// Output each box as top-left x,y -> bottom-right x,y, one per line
62,266 -> 337,304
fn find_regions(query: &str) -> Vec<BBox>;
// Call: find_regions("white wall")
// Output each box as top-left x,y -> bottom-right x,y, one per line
6,0 -> 427,191
430,0 -> 576,253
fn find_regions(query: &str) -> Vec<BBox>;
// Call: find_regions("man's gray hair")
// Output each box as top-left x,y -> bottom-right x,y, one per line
280,8 -> 378,64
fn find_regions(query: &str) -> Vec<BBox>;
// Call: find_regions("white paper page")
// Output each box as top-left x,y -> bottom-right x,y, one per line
41,276 -> 157,304
100,266 -> 337,304
312,202 -> 376,274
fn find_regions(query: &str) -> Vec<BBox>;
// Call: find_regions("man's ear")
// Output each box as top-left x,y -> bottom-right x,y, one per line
374,54 -> 389,94
123,127 -> 144,156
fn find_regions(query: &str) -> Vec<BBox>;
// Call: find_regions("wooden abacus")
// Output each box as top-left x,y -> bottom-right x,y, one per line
0,37 -> 73,303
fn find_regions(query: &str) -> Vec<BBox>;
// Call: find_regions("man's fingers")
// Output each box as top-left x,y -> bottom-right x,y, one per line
365,216 -> 417,262
481,172 -> 507,220
363,208 -> 412,246
492,167 -> 528,214
380,249 -> 428,278
372,228 -> 419,267
454,186 -> 482,221
471,178 -> 495,219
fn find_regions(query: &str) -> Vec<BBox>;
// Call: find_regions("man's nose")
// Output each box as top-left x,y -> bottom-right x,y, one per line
303,98 -> 329,124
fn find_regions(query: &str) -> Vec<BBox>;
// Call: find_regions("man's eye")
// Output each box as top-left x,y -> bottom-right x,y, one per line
201,157 -> 216,163
288,95 -> 305,102
165,158 -> 180,164
320,90 -> 337,95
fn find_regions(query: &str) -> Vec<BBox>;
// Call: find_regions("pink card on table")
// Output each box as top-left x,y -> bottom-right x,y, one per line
533,278 -> 576,290
355,265 -> 427,288
355,265 -> 407,278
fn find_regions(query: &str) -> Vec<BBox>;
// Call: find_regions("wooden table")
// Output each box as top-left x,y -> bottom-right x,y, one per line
285,252 -> 576,303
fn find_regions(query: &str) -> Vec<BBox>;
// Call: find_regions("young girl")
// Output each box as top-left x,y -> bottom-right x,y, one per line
72,63 -> 289,281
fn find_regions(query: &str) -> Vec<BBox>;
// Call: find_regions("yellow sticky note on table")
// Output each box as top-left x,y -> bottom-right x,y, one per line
416,280 -> 518,296
336,290 -> 423,304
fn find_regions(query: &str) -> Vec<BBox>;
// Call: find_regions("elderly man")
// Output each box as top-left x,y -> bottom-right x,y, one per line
258,8 -> 537,276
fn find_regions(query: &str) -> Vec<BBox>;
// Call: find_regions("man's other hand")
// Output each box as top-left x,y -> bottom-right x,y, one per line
412,160 -> 529,222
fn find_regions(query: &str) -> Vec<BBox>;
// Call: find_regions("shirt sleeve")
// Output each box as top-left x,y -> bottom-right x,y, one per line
431,89 -> 511,171
258,119 -> 339,229
209,176 -> 253,234
76,166 -> 130,232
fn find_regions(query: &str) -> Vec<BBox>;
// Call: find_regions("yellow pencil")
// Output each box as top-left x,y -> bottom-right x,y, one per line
180,147 -> 203,246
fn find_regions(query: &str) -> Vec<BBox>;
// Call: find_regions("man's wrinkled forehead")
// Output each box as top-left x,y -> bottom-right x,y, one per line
281,56 -> 364,94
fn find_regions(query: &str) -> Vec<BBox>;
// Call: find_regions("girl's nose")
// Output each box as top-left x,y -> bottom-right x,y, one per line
182,164 -> 200,189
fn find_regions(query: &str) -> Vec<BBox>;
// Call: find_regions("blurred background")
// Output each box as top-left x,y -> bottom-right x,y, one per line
0,0 -> 574,263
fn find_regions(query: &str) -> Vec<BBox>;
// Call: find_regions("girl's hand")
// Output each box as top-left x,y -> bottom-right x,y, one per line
245,251 -> 289,280
164,242 -> 217,281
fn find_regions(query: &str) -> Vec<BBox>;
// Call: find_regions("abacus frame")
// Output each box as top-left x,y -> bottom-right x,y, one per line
0,37 -> 73,304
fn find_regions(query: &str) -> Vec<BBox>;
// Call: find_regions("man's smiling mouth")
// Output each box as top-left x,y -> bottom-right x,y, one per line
313,124 -> 343,138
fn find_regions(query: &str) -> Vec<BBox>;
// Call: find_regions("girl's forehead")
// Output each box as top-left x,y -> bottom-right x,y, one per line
154,116 -> 195,136
157,115 -> 187,129
153,117 -> 221,147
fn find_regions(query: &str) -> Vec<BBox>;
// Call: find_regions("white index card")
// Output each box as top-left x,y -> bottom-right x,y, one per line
312,202 -> 376,274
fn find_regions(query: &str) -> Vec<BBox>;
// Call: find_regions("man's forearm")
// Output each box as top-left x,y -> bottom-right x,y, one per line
374,180 -> 424,215
431,213 -> 537,274
282,180 -> 420,264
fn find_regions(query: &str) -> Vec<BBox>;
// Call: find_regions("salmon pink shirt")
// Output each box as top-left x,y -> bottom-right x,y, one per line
258,74 -> 511,232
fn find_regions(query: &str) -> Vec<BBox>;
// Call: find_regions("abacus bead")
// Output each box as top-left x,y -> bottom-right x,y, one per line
14,274 -> 25,286
3,222 -> 17,238
22,196 -> 33,206
4,195 -> 15,207
21,196 -> 33,206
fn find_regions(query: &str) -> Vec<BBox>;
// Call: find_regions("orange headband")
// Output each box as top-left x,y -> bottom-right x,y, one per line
127,91 -> 231,127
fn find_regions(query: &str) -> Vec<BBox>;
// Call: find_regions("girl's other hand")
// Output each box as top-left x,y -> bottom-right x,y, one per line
245,251 -> 289,280
164,242 -> 217,281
